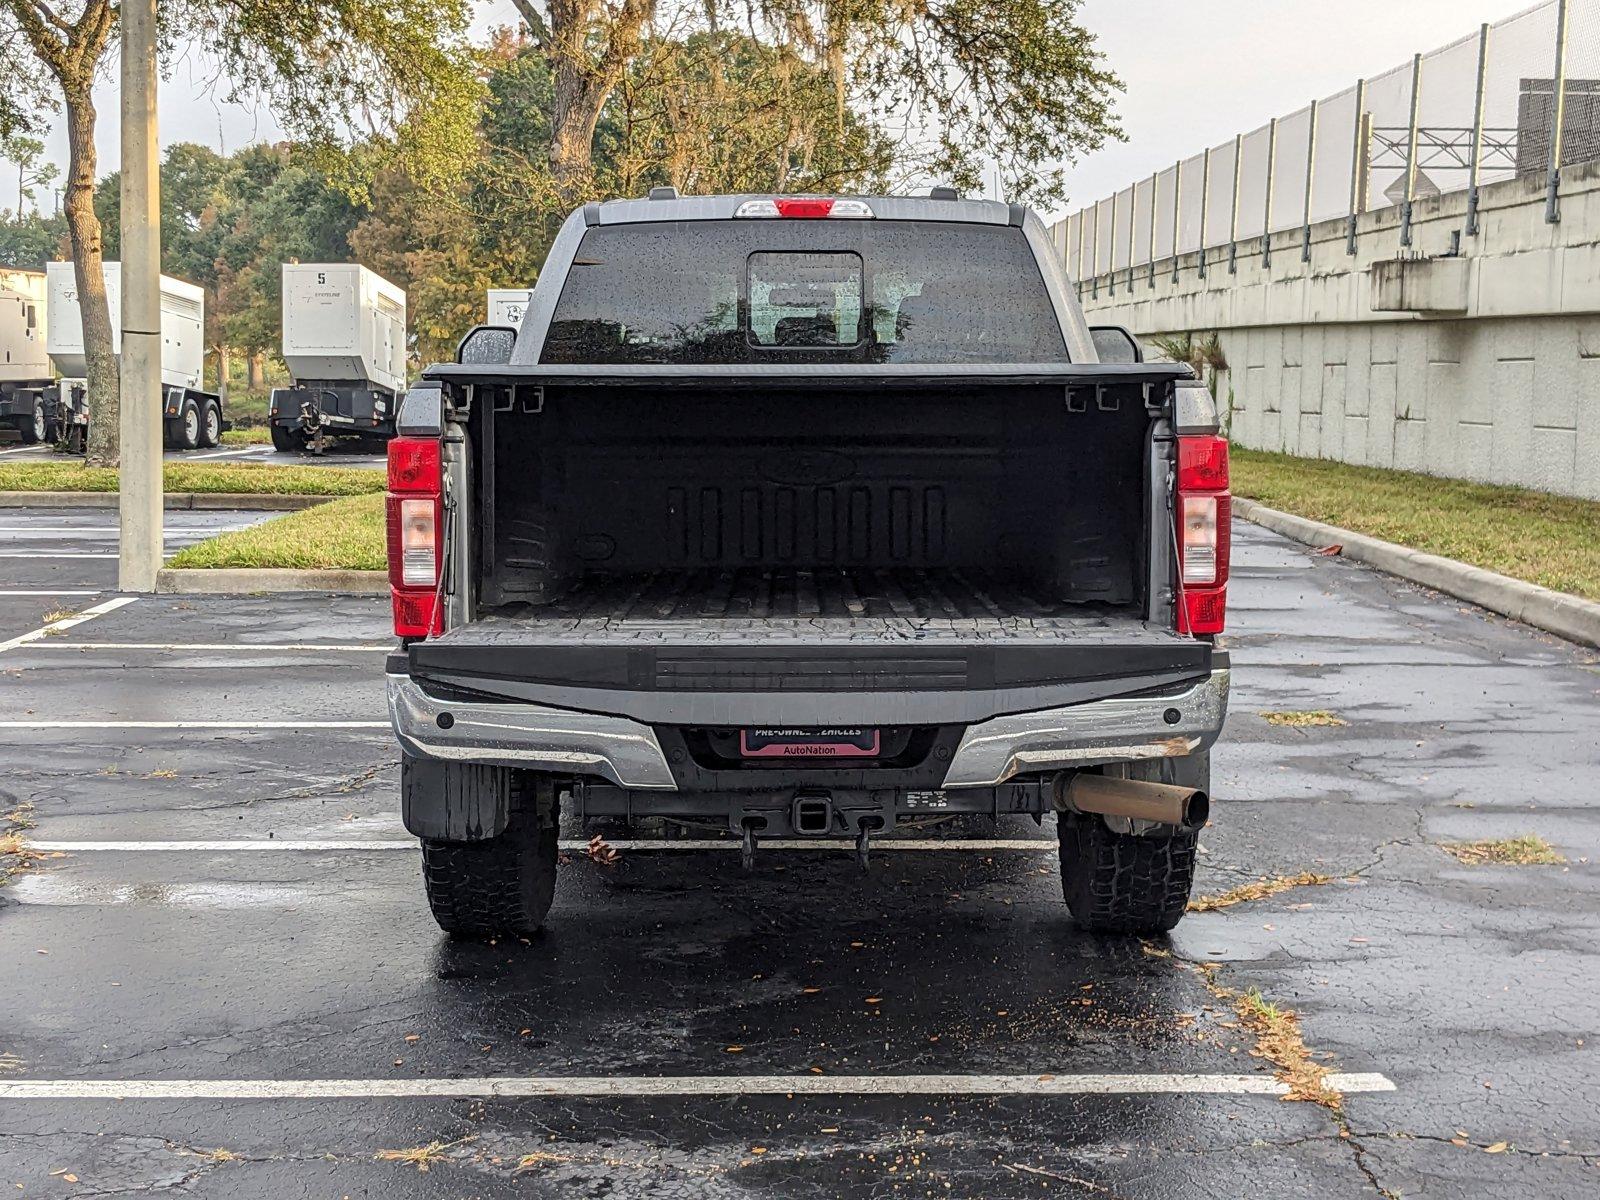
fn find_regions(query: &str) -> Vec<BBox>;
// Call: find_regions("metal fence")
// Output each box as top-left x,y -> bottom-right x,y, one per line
1056,0 -> 1600,288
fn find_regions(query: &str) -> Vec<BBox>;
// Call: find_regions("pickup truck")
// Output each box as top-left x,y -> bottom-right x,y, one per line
384,190 -> 1231,940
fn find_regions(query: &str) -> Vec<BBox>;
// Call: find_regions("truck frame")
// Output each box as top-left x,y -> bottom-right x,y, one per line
385,191 -> 1232,941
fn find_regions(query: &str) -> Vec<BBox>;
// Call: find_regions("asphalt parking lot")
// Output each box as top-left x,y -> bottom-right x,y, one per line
0,509 -> 1595,1197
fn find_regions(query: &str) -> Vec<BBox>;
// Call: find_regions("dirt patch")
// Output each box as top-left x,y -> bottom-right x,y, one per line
1188,871 -> 1334,912
1260,710 -> 1348,728
1441,834 -> 1565,866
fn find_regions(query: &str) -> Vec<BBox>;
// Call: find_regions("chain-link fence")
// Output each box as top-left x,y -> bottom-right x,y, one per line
1055,0 -> 1600,287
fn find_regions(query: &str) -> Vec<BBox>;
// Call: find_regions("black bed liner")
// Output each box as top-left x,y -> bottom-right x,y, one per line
486,567 -> 1136,624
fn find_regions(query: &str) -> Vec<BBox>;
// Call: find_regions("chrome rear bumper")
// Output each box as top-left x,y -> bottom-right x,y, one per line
387,668 -> 1230,792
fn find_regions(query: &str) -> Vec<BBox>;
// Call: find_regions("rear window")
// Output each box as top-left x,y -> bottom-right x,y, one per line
540,219 -> 1068,364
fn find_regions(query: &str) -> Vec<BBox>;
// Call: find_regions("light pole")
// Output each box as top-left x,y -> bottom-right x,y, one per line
119,0 -> 162,593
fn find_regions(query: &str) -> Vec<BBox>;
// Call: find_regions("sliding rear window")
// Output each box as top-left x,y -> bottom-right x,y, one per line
540,219 -> 1068,364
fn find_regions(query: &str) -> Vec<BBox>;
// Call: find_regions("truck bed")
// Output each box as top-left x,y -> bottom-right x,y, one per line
407,567 -> 1214,727
486,567 -> 1135,628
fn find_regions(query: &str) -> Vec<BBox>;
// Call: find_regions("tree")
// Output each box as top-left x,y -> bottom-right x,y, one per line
509,0 -> 1120,208
0,0 -> 478,465
1,134 -> 59,215
0,210 -> 69,269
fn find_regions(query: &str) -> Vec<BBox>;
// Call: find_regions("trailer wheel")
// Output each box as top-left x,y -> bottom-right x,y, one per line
199,402 -> 222,448
1058,755 -> 1206,936
269,424 -> 305,454
421,782 -> 560,939
178,400 -> 202,451
19,399 -> 45,445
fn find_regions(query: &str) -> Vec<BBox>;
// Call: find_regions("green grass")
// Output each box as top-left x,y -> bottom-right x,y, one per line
223,390 -> 273,424
167,493 -> 386,570
0,461 -> 383,496
220,426 -> 274,446
1233,449 -> 1600,602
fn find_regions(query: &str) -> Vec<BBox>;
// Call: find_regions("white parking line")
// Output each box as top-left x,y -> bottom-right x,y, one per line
0,1072 -> 1397,1101
186,446 -> 273,460
0,528 -> 252,536
20,642 -> 389,652
0,596 -> 137,655
0,719 -> 389,729
32,838 -> 1055,853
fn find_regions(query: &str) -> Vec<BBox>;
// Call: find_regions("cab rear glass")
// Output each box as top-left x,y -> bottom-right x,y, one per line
540,219 -> 1069,364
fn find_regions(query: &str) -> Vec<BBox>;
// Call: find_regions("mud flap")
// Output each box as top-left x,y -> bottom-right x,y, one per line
401,755 -> 512,841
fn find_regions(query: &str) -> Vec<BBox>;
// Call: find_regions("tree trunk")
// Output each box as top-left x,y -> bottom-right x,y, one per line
61,84 -> 120,468
247,352 -> 265,391
216,346 -> 231,403
543,0 -> 656,194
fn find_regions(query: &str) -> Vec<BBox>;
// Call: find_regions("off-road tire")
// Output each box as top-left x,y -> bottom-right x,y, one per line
421,797 -> 560,939
1058,755 -> 1207,935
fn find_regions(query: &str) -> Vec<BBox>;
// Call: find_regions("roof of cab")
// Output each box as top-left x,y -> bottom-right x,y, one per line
584,192 -> 1023,228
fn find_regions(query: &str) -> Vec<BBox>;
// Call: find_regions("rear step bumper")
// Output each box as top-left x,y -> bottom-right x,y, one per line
386,668 -> 1229,791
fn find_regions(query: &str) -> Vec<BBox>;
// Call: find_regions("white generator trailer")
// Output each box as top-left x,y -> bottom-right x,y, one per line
271,263 -> 406,453
45,261 -> 226,452
486,287 -> 532,330
0,269 -> 52,444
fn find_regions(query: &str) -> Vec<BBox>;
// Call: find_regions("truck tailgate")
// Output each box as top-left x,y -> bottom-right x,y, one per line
405,569 -> 1212,727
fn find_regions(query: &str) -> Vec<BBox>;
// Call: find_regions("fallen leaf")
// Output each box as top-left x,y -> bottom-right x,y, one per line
62,1176 -> 78,1185
725,1045 -> 745,1053
1313,544 -> 1343,557
1484,1142 -> 1508,1154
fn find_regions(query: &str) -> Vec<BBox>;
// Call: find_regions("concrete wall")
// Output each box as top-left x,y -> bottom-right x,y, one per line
1062,160 -> 1600,500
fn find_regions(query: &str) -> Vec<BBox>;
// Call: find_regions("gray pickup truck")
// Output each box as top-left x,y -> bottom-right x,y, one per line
384,190 -> 1232,939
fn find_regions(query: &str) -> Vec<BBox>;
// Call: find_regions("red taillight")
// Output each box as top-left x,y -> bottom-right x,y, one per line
387,437 -> 443,638
774,197 -> 835,218
1178,435 -> 1230,492
388,437 -> 440,494
1175,435 -> 1231,635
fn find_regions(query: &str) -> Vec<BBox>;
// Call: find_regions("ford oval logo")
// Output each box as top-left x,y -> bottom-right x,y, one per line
761,450 -> 856,486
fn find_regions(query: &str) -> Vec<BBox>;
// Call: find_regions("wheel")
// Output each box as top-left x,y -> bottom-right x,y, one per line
199,402 -> 222,448
269,424 -> 305,453
20,399 -> 45,445
1058,755 -> 1207,935
178,400 -> 202,450
421,782 -> 560,939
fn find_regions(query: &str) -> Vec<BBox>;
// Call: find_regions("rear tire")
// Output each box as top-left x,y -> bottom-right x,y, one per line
199,402 -> 222,448
178,401 -> 202,450
421,785 -> 560,939
1058,755 -> 1207,935
21,400 -> 45,445
269,424 -> 304,453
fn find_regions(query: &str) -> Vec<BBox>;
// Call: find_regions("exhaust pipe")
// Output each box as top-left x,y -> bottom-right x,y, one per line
1055,773 -> 1210,830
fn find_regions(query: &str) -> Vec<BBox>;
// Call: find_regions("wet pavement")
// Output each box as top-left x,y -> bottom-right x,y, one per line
0,510 -> 1596,1196
0,442 -> 386,469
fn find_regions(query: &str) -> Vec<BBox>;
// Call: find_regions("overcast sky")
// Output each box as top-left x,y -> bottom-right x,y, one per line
20,0 -> 1540,220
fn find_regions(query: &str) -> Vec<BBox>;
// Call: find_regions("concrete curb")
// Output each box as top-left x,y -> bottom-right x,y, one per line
1234,498 -> 1600,651
156,568 -> 387,595
0,491 -> 336,511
